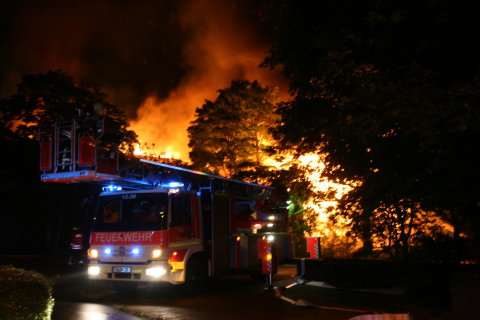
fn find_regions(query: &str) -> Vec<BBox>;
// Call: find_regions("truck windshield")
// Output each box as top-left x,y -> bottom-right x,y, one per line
92,193 -> 168,232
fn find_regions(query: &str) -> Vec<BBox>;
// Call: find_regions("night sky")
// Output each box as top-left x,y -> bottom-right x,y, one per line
0,0 -> 289,160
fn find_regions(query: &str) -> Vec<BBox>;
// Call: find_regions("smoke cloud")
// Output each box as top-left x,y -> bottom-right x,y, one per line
0,0 -> 289,161
131,0 -> 289,160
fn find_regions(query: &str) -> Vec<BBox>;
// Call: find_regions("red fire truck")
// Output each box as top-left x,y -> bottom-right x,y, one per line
39,114 -> 290,295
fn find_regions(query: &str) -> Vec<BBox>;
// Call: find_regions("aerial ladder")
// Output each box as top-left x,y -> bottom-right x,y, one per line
39,110 -> 290,295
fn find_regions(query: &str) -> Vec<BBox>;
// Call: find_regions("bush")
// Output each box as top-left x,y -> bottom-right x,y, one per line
0,265 -> 54,320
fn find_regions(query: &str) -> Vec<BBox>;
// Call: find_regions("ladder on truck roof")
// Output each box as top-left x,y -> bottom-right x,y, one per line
40,118 -> 122,184
42,158 -> 272,199
40,119 -> 272,199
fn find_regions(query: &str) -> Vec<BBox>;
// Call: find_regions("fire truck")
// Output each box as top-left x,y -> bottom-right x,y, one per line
39,112 -> 290,295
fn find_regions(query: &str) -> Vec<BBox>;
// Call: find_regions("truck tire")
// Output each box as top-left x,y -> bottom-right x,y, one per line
181,257 -> 207,296
112,281 -> 138,295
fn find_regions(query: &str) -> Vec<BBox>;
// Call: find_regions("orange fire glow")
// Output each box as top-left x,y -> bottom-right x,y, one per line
268,152 -> 355,239
129,1 -> 289,162
295,154 -> 354,236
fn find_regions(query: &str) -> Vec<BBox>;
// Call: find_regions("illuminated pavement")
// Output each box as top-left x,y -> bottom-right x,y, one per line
52,302 -> 144,320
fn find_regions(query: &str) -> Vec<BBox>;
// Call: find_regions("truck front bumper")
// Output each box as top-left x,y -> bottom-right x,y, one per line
88,260 -> 171,282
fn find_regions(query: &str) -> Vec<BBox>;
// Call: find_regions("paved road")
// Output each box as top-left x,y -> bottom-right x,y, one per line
51,264 -> 374,320
1,255 -> 477,320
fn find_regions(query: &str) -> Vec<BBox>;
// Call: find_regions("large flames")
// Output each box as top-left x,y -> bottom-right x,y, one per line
3,0 -> 459,261
298,154 -> 351,224
269,152 -> 358,256
121,0 -> 453,259
129,0 -> 288,161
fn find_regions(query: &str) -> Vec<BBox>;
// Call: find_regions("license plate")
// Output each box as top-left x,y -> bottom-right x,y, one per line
112,267 -> 131,273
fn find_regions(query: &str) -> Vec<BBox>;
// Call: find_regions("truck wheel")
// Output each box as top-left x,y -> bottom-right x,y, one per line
182,257 -> 207,296
112,281 -> 138,295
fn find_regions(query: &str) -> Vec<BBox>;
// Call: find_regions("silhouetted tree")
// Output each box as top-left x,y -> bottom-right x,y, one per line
0,70 -> 137,153
188,80 -> 279,179
262,0 -> 480,261
0,70 -> 137,254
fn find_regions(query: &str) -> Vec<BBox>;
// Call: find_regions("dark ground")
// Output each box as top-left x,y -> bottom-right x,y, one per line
1,255 -> 478,320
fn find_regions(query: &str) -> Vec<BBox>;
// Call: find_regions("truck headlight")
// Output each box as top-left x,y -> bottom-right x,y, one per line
146,267 -> 167,276
88,249 -> 98,259
150,249 -> 162,259
88,267 -> 100,275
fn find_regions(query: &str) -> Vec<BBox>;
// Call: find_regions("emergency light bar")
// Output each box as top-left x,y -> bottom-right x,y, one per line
101,182 -> 183,192
102,185 -> 123,192
162,182 -> 184,188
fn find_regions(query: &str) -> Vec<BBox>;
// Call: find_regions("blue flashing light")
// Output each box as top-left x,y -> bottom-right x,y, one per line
102,185 -> 123,192
132,248 -> 140,255
104,248 -> 111,254
163,182 -> 184,188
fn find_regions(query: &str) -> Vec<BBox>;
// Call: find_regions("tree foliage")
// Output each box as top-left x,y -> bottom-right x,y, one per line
262,0 -> 480,261
0,70 -> 138,254
188,80 -> 279,179
0,70 -> 137,153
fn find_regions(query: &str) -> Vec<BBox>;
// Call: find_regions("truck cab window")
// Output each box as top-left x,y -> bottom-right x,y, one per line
94,193 -> 168,232
102,200 -> 121,223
